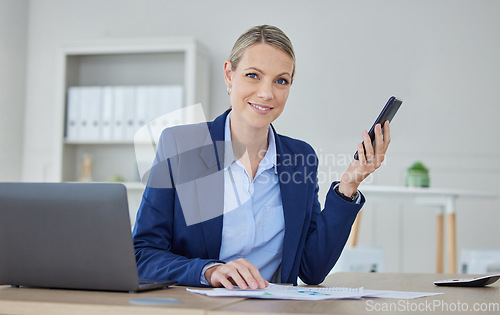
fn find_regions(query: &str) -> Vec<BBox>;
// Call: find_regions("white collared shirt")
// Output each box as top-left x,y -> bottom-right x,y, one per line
218,112 -> 285,281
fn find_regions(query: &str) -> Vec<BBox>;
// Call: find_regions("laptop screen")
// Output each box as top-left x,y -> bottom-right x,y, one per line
0,182 -> 143,291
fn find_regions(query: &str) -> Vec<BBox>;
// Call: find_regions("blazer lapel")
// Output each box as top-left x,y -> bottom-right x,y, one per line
197,110 -> 230,259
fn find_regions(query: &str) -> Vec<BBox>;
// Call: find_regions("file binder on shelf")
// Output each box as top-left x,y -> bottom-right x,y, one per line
135,86 -> 151,135
65,85 -> 185,143
66,87 -> 81,141
101,86 -> 114,141
157,85 -> 183,121
79,87 -> 102,141
112,86 -> 131,142
122,87 -> 137,141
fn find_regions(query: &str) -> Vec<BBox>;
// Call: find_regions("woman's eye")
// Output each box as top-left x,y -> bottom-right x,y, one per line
246,73 -> 257,79
276,78 -> 289,85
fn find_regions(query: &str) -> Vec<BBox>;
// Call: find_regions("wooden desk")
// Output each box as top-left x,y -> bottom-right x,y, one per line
210,273 -> 500,315
352,185 -> 497,273
0,285 -> 244,315
2,273 -> 498,314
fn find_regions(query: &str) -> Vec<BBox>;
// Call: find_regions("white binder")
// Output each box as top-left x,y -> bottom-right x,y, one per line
100,86 -> 114,141
154,85 -> 183,127
66,87 -> 81,141
79,87 -> 101,141
113,86 -> 134,141
135,86 -> 151,138
122,87 -> 137,141
160,85 -> 183,116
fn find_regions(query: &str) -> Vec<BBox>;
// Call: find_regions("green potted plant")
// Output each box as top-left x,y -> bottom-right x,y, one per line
108,174 -> 126,182
405,161 -> 430,187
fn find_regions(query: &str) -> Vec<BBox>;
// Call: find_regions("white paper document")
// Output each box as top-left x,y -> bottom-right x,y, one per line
363,289 -> 443,299
187,284 -> 443,301
187,284 -> 364,300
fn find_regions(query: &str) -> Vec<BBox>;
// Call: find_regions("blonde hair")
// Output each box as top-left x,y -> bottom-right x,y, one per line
229,25 -> 295,78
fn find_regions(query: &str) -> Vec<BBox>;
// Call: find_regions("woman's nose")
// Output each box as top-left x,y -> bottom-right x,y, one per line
256,81 -> 273,101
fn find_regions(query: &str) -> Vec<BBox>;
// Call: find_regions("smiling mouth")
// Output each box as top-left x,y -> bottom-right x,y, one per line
249,103 -> 272,111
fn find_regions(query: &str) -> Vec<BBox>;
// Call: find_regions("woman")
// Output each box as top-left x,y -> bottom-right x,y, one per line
133,25 -> 390,289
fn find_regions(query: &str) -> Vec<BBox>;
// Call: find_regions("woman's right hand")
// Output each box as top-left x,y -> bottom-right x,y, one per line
204,258 -> 269,290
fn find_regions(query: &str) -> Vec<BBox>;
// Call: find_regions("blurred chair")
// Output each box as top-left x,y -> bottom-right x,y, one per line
329,246 -> 386,274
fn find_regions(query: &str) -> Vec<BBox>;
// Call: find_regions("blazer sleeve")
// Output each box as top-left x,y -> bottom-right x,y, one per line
132,128 -> 223,287
298,168 -> 365,284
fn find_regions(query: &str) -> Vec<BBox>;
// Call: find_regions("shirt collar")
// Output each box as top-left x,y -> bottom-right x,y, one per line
224,111 -> 278,174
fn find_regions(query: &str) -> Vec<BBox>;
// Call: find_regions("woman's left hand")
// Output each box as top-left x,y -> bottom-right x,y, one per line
338,121 -> 391,197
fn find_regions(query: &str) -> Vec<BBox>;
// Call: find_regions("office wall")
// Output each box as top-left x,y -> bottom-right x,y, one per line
19,0 -> 500,272
0,0 -> 28,181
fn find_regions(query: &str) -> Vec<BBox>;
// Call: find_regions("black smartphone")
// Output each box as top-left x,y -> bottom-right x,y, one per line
354,96 -> 403,160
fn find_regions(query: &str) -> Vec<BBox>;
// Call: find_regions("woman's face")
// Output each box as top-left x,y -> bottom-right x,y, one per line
224,43 -> 294,131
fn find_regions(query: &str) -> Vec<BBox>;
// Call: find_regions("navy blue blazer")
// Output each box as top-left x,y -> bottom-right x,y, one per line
133,109 -> 364,286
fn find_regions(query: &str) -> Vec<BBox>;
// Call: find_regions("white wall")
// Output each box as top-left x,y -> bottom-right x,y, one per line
13,0 -> 500,272
0,0 -> 28,181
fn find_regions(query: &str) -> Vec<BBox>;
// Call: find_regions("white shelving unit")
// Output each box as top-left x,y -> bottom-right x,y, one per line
53,37 -> 210,223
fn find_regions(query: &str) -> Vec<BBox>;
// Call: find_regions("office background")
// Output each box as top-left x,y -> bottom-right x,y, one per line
1,0 -> 499,273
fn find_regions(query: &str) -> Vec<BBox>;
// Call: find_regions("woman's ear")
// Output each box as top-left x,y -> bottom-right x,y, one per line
223,60 -> 233,88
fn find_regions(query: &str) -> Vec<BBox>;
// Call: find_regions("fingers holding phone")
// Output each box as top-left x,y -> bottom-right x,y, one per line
357,122 -> 389,169
339,97 -> 400,195
370,121 -> 390,167
354,96 -> 401,161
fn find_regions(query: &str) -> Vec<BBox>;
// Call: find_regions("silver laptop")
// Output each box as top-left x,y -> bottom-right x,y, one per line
0,182 -> 176,293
